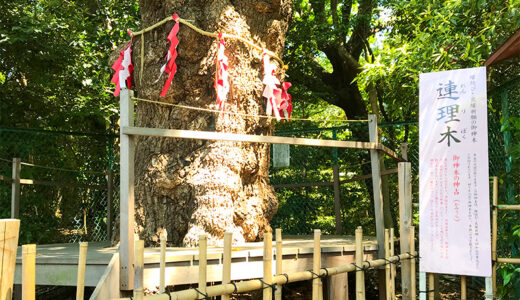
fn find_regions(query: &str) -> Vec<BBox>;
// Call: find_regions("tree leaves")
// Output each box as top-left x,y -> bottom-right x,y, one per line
0,0 -> 139,131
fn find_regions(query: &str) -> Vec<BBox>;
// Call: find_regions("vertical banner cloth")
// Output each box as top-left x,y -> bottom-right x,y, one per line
419,67 -> 491,276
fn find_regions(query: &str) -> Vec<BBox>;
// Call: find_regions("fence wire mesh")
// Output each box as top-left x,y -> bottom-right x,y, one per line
0,128 -> 118,244
1,79 -> 516,245
269,123 -> 393,236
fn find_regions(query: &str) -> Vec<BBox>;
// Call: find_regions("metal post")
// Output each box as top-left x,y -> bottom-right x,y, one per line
419,272 -> 426,300
484,277 -> 493,300
332,129 -> 342,234
106,169 -> 114,241
120,88 -> 135,291
11,157 -> 21,219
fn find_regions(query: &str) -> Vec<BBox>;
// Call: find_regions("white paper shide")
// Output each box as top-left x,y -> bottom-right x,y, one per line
419,67 -> 491,276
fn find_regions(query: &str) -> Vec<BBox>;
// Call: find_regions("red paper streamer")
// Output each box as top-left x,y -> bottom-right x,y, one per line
279,81 -> 293,121
160,14 -> 180,97
262,53 -> 281,120
110,31 -> 134,97
262,53 -> 292,121
215,33 -> 229,111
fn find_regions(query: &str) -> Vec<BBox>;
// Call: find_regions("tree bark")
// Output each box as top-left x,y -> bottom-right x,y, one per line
132,0 -> 292,246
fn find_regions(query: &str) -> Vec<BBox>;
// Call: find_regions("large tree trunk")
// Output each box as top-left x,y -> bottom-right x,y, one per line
132,0 -> 292,246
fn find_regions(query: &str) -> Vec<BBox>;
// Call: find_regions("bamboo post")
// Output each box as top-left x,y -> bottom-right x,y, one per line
198,234 -> 207,300
0,219 -> 20,300
398,162 -> 412,300
390,228 -> 395,299
460,276 -> 466,300
106,169 -> 114,241
22,244 -> 36,300
11,157 -> 21,219
427,273 -> 434,300
222,232 -> 232,300
134,240 -> 145,300
355,226 -> 365,300
312,229 -> 322,300
385,229 -> 391,300
159,230 -> 167,293
120,88 -> 135,290
263,232 -> 273,300
76,242 -> 88,300
491,177 -> 498,299
410,226 -> 416,300
275,229 -> 283,300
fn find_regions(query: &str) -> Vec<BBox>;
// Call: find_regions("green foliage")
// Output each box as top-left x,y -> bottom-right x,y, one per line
499,263 -> 520,299
0,0 -> 139,131
502,116 -> 520,161
357,0 -> 520,123
0,0 -> 138,244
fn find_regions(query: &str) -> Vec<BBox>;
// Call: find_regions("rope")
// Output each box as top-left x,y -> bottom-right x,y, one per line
131,16 -> 286,68
140,34 -> 144,85
308,269 -> 329,287
258,278 -> 276,290
281,273 -> 290,284
406,252 -> 420,260
132,97 -> 370,123
18,161 -> 105,174
193,287 -> 210,299
320,267 -> 329,277
364,260 -> 371,269
308,270 -> 321,279
382,258 -> 394,265
352,263 -> 366,272
230,282 -> 238,294
0,156 -> 105,174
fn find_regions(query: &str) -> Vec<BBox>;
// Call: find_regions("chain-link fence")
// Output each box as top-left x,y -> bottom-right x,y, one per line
268,123 -> 406,236
0,128 -> 119,244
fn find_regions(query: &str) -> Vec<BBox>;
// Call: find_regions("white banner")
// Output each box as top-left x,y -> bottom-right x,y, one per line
419,67 -> 491,276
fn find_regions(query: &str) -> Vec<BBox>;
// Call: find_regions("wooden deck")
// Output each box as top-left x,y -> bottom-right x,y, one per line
13,235 -> 377,292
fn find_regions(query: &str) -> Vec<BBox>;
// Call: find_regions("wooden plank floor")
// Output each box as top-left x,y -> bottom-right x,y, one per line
13,235 -> 377,287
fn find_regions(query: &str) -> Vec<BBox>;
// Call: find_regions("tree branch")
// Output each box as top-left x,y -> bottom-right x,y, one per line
331,0 -> 338,26
346,0 -> 374,58
341,0 -> 353,28
309,0 -> 326,23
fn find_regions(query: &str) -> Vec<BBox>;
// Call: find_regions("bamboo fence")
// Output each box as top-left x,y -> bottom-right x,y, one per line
18,242 -> 90,300
113,226 -> 417,300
